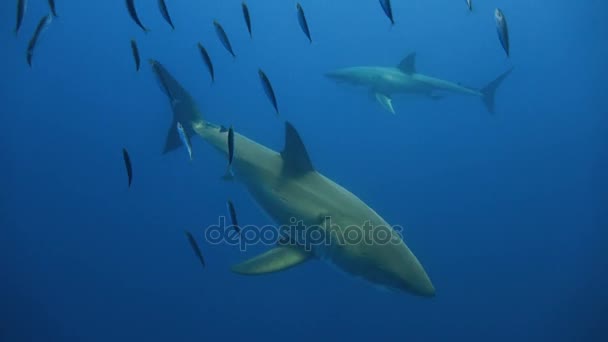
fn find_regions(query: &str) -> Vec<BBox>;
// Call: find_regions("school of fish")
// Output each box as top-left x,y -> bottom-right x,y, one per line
12,0 -> 513,285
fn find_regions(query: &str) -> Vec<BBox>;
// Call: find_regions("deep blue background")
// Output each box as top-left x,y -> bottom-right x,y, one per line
1,1 -> 606,341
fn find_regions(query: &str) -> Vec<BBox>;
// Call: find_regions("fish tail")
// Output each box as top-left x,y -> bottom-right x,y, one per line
481,68 -> 513,114
148,60 -> 205,154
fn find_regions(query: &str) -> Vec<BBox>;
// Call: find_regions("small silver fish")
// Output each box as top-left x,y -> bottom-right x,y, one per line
465,0 -> 472,12
158,0 -> 174,30
126,0 -> 149,33
197,42 -> 214,83
26,13 -> 53,67
495,8 -> 509,57
122,148 -> 132,188
48,0 -> 58,17
213,20 -> 236,58
224,126 -> 235,179
15,0 -> 27,36
242,2 -> 252,38
185,231 -> 206,268
177,122 -> 193,161
130,39 -> 140,71
379,0 -> 394,25
226,200 -> 240,235
258,69 -> 279,115
296,3 -> 312,43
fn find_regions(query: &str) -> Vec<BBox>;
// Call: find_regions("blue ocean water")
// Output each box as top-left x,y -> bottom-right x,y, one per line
1,0 -> 607,341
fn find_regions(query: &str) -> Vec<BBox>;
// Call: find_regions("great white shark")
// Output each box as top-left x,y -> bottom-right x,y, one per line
326,52 -> 513,114
150,60 -> 435,297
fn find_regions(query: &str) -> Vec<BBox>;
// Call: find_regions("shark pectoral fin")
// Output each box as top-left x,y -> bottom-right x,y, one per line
375,93 -> 396,114
231,246 -> 312,275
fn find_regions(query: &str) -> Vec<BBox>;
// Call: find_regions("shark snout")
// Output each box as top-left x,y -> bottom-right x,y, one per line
384,243 -> 436,297
400,268 -> 435,297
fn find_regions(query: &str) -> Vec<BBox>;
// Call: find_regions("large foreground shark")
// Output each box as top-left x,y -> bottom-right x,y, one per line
326,52 -> 513,114
150,60 -> 435,297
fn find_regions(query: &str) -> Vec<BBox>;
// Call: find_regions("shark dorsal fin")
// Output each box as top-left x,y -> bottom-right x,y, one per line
398,52 -> 417,74
281,122 -> 314,175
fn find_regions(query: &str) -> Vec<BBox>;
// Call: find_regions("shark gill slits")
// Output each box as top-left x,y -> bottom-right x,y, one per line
126,0 -> 149,33
158,0 -> 175,30
494,8 -> 510,57
14,0 -> 27,36
242,2 -> 252,38
258,69 -> 279,115
197,42 -> 215,83
26,13 -> 53,67
185,231 -> 206,268
122,148 -> 132,188
296,3 -> 312,43
130,39 -> 141,71
379,0 -> 394,25
213,20 -> 236,58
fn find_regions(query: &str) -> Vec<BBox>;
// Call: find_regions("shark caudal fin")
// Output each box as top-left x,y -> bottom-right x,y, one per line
481,68 -> 513,114
149,59 -> 204,154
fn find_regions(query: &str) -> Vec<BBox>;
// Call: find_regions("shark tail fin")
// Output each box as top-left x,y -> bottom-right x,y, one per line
149,59 -> 204,154
481,68 -> 513,114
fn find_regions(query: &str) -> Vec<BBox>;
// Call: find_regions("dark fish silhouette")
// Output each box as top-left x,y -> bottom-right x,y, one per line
495,8 -> 510,57
213,20 -> 235,58
226,200 -> 240,235
258,69 -> 279,115
48,0 -> 58,17
158,0 -> 174,30
242,2 -> 252,38
130,39 -> 140,71
125,0 -> 149,33
122,148 -> 132,188
185,231 -> 206,268
224,126 -> 234,180
26,14 -> 53,67
14,0 -> 27,36
296,3 -> 311,43
379,0 -> 394,25
197,42 -> 214,82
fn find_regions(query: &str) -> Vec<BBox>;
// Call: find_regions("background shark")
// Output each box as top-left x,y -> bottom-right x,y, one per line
326,52 -> 513,114
150,60 -> 435,297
